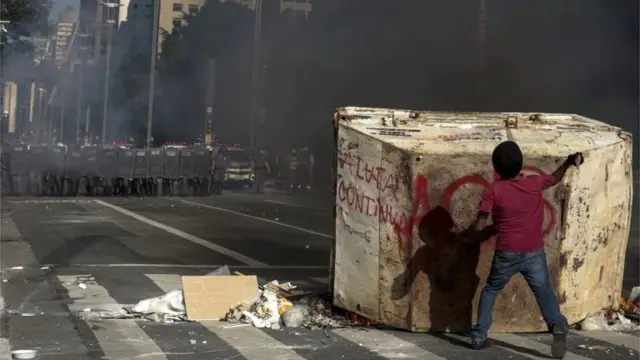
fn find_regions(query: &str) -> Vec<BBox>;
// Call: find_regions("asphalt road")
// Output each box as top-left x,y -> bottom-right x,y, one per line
0,188 -> 638,360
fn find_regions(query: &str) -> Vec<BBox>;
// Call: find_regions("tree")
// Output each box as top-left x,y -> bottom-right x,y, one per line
153,1 -> 254,143
1,0 -> 51,56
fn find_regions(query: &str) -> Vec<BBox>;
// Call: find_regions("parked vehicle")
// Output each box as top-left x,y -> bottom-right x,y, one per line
222,146 -> 254,187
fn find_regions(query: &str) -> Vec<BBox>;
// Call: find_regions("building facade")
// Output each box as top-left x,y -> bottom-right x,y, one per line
222,0 -> 312,17
53,9 -> 78,67
79,0 -> 126,65
280,0 -> 312,17
157,0 -> 206,53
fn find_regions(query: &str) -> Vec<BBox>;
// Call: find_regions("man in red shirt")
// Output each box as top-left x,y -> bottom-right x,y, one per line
456,140 -> 582,359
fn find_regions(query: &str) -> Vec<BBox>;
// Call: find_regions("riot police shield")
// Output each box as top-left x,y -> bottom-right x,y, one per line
148,148 -> 164,178
30,145 -> 49,174
192,147 -> 210,178
47,145 -> 67,177
99,148 -> 119,178
65,149 -> 84,179
27,145 -> 48,195
179,148 -> 194,178
163,149 -> 180,179
134,149 -> 149,178
9,145 -> 29,176
84,147 -> 100,177
117,149 -> 136,179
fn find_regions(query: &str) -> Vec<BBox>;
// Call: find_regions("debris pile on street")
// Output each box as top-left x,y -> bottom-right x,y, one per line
578,286 -> 640,331
124,265 -> 352,329
223,278 -> 348,329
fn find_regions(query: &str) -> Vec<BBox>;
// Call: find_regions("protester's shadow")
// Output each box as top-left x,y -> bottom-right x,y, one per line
392,206 -> 495,332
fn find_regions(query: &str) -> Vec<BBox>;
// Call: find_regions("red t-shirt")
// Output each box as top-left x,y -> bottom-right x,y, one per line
477,174 -> 556,252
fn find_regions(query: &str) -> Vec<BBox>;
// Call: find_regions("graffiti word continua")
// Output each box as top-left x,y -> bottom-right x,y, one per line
337,180 -> 409,228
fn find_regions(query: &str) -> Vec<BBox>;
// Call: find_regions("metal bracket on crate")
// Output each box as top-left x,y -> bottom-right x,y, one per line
505,116 -> 518,129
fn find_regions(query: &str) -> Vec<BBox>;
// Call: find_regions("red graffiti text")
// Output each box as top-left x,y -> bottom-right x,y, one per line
338,150 -> 398,193
337,180 -> 409,228
399,168 -> 557,239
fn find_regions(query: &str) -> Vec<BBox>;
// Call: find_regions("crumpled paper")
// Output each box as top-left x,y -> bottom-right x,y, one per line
242,289 -> 281,328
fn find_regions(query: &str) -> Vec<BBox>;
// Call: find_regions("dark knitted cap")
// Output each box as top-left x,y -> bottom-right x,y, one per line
492,141 -> 523,179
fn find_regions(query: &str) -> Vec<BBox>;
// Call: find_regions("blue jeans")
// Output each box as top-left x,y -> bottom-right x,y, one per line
471,249 -> 567,342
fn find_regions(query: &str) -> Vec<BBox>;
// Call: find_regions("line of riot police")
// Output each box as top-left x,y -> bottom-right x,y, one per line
0,143 -> 216,197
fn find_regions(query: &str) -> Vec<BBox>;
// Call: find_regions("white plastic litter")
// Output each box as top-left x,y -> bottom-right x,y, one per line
242,289 -> 281,328
132,290 -> 185,315
629,286 -> 640,304
580,312 -> 640,331
11,349 -> 37,359
282,305 -> 309,328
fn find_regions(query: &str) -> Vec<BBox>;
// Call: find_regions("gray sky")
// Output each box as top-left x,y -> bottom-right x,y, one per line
49,0 -> 80,21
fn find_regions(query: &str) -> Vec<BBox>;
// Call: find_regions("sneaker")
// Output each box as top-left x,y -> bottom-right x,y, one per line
470,338 -> 493,350
551,323 -> 568,359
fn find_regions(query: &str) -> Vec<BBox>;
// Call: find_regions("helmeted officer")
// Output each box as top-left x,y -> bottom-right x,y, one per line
253,150 -> 270,194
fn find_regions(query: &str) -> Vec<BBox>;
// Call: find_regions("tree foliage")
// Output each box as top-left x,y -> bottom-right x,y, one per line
1,0 -> 50,33
153,1 -> 254,143
1,0 -> 51,54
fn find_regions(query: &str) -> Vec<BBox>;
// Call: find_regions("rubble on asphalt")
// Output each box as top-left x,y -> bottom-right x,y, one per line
123,265 -> 356,329
578,286 -> 640,331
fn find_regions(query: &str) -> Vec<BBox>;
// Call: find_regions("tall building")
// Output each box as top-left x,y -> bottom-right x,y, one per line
222,0 -> 312,17
31,35 -> 52,65
280,0 -> 312,18
113,0 -> 205,58
79,0 -> 126,65
53,9 -> 78,67
157,0 -> 206,53
2,81 -> 18,135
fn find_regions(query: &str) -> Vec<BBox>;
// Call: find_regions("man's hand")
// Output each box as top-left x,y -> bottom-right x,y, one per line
450,223 -> 496,244
567,152 -> 583,167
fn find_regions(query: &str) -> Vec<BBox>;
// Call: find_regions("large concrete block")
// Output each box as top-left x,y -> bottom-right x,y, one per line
332,107 -> 633,332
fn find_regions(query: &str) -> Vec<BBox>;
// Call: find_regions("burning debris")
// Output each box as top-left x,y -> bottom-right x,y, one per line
578,287 -> 640,331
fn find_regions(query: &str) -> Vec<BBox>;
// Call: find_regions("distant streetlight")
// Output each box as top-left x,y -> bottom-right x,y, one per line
146,0 -> 160,148
76,33 -> 90,143
249,0 -> 263,150
96,0 -> 123,143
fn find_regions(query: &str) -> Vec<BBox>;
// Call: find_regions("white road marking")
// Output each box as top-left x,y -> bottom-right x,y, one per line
57,274 -> 168,360
57,274 -> 132,312
491,333 -> 591,360
2,199 -> 92,204
178,199 -> 333,239
333,327 -> 446,359
310,277 -> 330,285
572,330 -> 640,350
144,274 -> 182,293
39,263 -> 328,270
93,199 -> 268,267
264,199 -> 329,212
200,321 -> 308,360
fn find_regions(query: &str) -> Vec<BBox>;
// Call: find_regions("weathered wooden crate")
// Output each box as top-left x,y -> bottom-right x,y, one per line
332,107 -> 633,332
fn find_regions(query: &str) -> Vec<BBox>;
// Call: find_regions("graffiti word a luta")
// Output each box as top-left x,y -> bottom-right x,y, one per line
338,150 -> 398,194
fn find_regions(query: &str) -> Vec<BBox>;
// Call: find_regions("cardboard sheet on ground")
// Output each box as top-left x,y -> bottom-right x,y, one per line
182,275 -> 260,321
